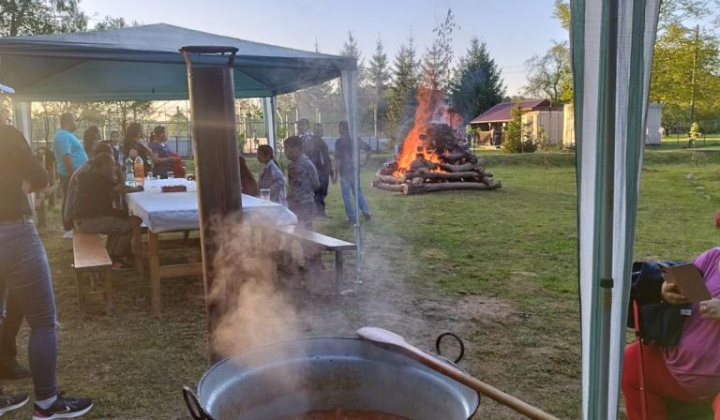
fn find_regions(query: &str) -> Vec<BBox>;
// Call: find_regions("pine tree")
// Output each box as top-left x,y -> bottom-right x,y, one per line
386,35 -> 420,144
367,38 -> 391,136
340,30 -> 366,85
450,37 -> 506,124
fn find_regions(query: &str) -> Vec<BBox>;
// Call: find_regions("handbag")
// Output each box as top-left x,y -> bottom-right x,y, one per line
627,261 -> 692,348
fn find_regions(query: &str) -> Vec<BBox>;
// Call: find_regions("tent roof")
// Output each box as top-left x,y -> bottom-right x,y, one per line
0,23 -> 355,101
470,99 -> 551,124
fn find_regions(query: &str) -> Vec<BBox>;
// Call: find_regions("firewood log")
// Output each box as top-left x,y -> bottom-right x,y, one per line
437,162 -> 484,173
413,171 -> 483,181
372,180 -> 406,192
376,174 -> 404,184
402,181 -> 501,195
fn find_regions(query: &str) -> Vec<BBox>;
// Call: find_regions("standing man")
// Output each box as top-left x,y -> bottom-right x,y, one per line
105,130 -> 123,164
335,121 -> 372,223
52,113 -> 88,239
297,118 -> 314,148
305,123 -> 333,218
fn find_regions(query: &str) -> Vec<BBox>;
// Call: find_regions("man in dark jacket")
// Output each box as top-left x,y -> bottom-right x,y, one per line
304,124 -> 333,218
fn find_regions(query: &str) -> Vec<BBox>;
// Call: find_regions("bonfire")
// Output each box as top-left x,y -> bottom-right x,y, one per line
373,88 -> 501,195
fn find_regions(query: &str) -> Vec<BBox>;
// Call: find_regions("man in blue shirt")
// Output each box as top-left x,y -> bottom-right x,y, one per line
52,113 -> 88,238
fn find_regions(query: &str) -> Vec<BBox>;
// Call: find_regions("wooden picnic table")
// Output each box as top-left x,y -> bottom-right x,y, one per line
125,179 -> 297,313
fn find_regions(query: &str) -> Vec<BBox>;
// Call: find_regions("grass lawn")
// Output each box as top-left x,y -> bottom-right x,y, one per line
2,149 -> 719,419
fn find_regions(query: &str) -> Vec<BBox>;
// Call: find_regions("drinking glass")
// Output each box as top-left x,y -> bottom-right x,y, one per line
260,189 -> 271,203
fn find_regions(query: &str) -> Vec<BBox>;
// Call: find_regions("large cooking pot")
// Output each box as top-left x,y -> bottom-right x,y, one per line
183,335 -> 480,420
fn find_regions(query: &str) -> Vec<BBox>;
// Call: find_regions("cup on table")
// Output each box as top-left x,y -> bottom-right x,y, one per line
260,189 -> 271,203
167,171 -> 175,179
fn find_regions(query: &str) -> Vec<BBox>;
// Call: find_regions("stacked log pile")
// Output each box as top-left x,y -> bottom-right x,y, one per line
372,124 -> 502,195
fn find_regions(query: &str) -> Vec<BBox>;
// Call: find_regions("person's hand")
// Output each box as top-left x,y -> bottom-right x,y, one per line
699,298 -> 720,320
662,281 -> 690,305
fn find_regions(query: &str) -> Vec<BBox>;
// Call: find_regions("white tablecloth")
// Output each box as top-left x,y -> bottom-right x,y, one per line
125,179 -> 298,232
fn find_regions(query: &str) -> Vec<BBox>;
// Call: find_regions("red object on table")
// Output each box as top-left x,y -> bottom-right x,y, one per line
162,185 -> 187,193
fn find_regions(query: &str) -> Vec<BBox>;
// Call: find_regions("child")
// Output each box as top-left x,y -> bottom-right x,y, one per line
283,136 -> 319,229
256,145 -> 287,206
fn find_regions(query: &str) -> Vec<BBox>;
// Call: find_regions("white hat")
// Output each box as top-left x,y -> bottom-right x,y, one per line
0,82 -> 15,94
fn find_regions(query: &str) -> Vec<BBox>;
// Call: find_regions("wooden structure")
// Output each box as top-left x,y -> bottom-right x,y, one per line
72,232 -> 113,316
273,225 -> 355,292
373,123 -> 501,194
131,220 -> 203,314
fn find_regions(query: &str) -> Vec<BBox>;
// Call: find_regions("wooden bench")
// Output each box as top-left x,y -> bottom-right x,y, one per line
72,232 -> 113,316
273,225 -> 355,291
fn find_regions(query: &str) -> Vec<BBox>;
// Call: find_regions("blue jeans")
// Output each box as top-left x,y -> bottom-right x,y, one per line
340,176 -> 370,221
0,221 -> 58,399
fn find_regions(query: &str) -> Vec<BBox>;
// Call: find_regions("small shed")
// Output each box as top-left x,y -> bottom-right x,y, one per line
469,99 -> 553,146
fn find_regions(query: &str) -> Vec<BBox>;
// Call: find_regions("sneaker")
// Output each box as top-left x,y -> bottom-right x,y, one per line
62,231 -> 73,240
0,364 -> 31,380
32,396 -> 93,420
0,392 -> 29,416
362,213 -> 372,222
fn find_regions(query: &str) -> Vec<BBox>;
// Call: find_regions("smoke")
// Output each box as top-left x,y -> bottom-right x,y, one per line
206,211 -> 300,358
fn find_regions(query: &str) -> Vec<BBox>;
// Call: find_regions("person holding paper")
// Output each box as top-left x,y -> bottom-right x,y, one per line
622,248 -> 720,420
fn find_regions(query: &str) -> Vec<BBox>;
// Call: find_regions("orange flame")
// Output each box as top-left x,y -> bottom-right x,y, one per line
393,88 -> 462,177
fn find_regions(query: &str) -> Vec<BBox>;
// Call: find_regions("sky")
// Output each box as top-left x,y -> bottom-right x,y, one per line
80,0 -> 568,95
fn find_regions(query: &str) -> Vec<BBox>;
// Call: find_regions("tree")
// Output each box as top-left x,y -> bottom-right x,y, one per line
367,38 -> 391,136
167,109 -> 190,138
93,16 -> 136,31
553,0 -> 570,31
421,9 -> 457,92
0,0 -> 87,36
386,34 -> 421,145
650,24 -> 720,126
450,37 -> 506,124
523,41 -> 572,106
502,105 -> 536,153
296,42 -> 335,124
340,30 -> 366,86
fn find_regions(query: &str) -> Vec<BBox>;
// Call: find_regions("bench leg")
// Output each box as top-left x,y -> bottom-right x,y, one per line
132,217 -> 144,276
75,271 -> 86,317
335,250 -> 344,294
104,268 -> 113,315
149,231 -> 161,314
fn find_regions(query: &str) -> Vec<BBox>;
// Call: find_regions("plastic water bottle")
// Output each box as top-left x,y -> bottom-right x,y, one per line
125,158 -> 135,187
134,156 -> 145,186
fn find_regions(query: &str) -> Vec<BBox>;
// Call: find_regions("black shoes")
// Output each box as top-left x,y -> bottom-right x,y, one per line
32,396 -> 93,419
0,391 -> 29,417
0,364 -> 31,380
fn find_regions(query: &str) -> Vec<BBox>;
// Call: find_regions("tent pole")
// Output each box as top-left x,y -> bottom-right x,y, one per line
599,0 -> 619,417
340,69 -> 362,285
262,96 -> 277,151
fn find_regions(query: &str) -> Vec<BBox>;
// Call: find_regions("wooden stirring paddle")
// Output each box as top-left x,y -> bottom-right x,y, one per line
356,327 -> 560,420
